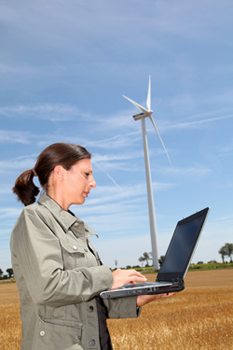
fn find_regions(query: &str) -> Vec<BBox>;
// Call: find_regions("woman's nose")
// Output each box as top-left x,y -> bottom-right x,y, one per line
89,176 -> 96,188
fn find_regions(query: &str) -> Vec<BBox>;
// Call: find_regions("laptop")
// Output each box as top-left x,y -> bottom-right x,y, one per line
100,207 -> 210,299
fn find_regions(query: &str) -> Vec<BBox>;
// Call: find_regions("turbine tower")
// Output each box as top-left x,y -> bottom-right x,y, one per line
123,76 -> 171,269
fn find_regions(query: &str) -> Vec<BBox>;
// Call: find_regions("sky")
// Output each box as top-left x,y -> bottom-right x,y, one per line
0,0 -> 233,274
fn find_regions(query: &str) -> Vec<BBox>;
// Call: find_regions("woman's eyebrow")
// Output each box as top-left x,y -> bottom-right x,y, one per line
84,168 -> 93,174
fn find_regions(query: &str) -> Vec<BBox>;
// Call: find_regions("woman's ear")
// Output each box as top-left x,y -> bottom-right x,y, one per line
53,165 -> 66,181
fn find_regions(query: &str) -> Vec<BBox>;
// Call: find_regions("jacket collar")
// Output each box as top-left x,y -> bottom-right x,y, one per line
37,193 -> 98,238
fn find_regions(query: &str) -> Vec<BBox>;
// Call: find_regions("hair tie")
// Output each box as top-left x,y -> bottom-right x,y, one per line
32,168 -> 37,177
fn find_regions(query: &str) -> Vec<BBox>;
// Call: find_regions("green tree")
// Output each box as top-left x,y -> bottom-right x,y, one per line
138,256 -> 144,267
218,246 -> 227,263
0,268 -> 3,278
158,255 -> 165,268
6,268 -> 14,278
224,243 -> 233,262
219,243 -> 233,263
138,252 -> 152,267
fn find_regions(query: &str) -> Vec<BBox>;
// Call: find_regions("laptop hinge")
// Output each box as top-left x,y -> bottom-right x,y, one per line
172,277 -> 184,283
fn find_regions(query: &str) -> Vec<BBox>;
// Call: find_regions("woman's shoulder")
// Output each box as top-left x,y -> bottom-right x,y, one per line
12,201 -> 57,239
16,199 -> 52,225
11,203 -> 44,238
20,202 -> 45,216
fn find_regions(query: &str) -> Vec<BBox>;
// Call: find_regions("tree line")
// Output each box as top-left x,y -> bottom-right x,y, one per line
1,243 -> 233,278
138,242 -> 233,267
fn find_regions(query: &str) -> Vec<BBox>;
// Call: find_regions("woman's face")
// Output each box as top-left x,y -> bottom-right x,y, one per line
63,158 -> 96,206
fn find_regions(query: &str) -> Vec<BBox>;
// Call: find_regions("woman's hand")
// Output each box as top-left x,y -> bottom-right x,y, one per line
111,269 -> 147,290
136,292 -> 176,307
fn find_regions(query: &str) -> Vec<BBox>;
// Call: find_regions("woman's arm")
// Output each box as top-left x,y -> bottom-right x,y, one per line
136,292 -> 176,307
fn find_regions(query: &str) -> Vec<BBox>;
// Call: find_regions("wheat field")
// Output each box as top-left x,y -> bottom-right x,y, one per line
0,270 -> 232,350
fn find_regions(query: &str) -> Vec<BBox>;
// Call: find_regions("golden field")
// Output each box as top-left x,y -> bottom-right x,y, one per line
0,270 -> 233,350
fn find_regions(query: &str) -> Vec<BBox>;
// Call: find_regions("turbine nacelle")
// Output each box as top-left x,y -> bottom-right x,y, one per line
122,93 -> 153,121
133,110 -> 153,121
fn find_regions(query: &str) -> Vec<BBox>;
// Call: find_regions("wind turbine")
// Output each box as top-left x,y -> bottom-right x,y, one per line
123,76 -> 171,269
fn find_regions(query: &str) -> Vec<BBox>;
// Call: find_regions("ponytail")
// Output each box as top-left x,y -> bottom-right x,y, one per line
12,169 -> 40,206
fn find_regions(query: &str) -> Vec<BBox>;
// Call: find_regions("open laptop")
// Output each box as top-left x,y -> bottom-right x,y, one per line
100,207 -> 210,299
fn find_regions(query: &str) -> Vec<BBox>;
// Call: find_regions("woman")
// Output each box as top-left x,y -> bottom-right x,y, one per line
11,143 -> 174,350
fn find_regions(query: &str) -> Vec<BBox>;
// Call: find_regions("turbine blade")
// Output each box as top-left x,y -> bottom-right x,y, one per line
146,75 -> 151,111
149,115 -> 172,165
123,95 -> 149,114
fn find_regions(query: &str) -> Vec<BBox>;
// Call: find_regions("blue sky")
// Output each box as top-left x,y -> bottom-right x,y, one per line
1,0 -> 233,273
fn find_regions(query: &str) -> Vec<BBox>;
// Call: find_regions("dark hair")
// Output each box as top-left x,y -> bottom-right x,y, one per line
12,143 -> 91,206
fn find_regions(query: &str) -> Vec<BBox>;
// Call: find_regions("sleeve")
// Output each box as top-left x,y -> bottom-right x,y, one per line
10,208 -> 114,308
103,296 -> 141,319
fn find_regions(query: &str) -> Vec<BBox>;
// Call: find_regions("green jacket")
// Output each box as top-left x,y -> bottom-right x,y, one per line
10,194 -> 140,350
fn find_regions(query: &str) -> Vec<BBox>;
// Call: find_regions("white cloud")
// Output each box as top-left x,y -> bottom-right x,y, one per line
72,181 -> 170,214
87,133 -> 140,150
0,155 -> 37,172
158,165 -> 211,178
0,130 -> 33,144
0,128 -> 89,147
161,113 -> 233,132
0,207 -> 22,219
0,104 -> 86,121
92,151 -> 143,163
218,145 -> 233,156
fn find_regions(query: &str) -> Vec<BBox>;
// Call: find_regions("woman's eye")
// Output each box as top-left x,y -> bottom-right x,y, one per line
85,173 -> 90,178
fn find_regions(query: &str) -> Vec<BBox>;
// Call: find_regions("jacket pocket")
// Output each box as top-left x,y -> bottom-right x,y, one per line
35,317 -> 84,350
59,239 -> 86,270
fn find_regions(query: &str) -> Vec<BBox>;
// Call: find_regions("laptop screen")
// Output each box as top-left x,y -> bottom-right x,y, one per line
158,208 -> 209,279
